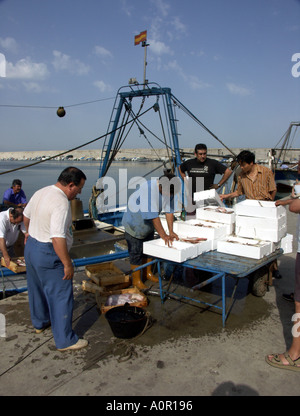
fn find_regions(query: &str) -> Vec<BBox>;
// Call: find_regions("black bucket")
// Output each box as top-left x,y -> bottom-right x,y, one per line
105,303 -> 147,339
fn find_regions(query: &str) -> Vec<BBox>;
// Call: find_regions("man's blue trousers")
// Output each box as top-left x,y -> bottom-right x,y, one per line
25,236 -> 78,349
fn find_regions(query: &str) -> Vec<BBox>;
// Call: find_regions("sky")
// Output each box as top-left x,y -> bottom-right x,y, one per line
0,0 -> 299,154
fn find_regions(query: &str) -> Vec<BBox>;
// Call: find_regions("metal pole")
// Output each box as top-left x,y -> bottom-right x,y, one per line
142,41 -> 148,86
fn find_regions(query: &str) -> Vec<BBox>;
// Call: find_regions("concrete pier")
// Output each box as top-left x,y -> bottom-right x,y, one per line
1,147 -> 300,162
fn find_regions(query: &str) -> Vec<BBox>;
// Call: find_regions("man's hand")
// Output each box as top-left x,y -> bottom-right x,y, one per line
169,231 -> 179,241
161,231 -> 179,247
161,234 -> 174,247
52,237 -> 74,280
3,255 -> 10,268
63,263 -> 74,280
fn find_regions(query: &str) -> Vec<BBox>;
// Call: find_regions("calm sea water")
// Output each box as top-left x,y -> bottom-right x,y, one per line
0,160 -> 168,210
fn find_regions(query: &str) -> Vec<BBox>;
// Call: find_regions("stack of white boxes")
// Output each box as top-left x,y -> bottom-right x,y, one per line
143,190 -> 228,262
143,190 -> 293,263
217,200 -> 291,259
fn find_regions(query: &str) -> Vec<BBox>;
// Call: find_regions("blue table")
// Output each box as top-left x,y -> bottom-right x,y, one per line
154,248 -> 283,327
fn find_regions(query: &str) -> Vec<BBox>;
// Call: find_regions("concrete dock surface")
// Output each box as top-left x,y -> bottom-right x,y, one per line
1,207 -> 300,397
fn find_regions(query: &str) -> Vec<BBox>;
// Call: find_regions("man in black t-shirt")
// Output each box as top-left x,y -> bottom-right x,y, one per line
179,143 -> 232,208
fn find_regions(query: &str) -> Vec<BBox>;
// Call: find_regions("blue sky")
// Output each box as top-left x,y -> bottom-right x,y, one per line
0,0 -> 299,153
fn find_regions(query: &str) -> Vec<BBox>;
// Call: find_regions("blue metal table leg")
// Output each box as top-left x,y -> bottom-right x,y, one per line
157,260 -> 164,303
222,273 -> 226,327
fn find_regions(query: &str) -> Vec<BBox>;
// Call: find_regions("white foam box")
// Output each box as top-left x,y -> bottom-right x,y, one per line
217,236 -> 273,259
143,237 -> 213,262
143,239 -> 198,263
235,200 -> 286,219
170,218 -> 229,240
273,233 -> 293,254
193,189 -> 225,207
178,237 -> 215,256
195,239 -> 215,255
196,206 -> 235,224
235,213 -> 287,242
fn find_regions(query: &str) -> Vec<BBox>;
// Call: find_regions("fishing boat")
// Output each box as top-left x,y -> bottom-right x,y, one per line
0,80 -> 238,296
88,81 -> 236,226
271,121 -> 300,191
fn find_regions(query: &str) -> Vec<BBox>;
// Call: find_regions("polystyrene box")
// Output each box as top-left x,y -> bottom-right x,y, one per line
143,239 -> 198,263
196,206 -> 235,224
177,237 -> 215,256
174,219 -> 229,240
195,239 -> 215,255
235,200 -> 286,219
235,213 -> 287,242
193,189 -> 225,207
217,236 -> 273,259
273,233 -> 293,254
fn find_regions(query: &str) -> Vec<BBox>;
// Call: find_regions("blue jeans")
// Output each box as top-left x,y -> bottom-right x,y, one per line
25,236 -> 78,349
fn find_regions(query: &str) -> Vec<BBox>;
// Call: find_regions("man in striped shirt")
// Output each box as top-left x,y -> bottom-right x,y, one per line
220,150 -> 277,202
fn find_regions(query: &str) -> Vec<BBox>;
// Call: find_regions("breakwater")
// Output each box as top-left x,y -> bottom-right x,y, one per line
1,147 -> 300,162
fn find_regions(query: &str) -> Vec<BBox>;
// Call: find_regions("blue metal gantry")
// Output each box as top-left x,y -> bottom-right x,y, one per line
98,83 -> 182,183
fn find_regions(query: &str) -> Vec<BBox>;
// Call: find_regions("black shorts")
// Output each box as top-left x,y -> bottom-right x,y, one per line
124,232 -> 154,265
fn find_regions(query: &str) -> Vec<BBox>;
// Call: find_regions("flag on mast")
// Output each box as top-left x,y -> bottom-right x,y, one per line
134,30 -> 147,46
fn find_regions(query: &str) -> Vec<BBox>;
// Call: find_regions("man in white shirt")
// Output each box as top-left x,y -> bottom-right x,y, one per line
23,167 -> 88,352
0,207 -> 25,267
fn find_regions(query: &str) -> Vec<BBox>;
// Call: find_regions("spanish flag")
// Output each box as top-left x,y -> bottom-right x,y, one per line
134,30 -> 147,46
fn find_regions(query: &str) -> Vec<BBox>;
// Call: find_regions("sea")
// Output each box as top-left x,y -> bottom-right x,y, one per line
0,159 -> 286,211
0,159 -> 171,210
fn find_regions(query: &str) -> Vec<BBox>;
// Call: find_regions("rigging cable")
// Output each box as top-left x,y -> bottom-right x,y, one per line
171,93 -> 237,157
0,97 -> 115,110
101,96 -> 146,177
0,105 -> 154,176
126,104 -> 167,167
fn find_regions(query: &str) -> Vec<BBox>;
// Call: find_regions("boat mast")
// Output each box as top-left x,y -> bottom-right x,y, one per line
142,39 -> 149,87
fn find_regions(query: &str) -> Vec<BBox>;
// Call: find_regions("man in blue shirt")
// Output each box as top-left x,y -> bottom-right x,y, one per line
3,179 -> 27,208
122,173 -> 180,289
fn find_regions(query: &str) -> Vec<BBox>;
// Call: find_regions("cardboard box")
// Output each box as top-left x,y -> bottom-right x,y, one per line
235,213 -> 287,242
193,189 -> 225,207
235,200 -> 286,219
1,256 -> 26,273
196,206 -> 235,224
143,238 -> 199,263
217,236 -> 273,259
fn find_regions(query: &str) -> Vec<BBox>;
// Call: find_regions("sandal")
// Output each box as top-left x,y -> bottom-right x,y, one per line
265,352 -> 300,372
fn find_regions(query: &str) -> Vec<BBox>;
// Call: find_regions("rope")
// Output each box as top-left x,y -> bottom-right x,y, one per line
0,96 -> 115,110
124,102 -> 170,168
0,105 -> 154,176
158,103 -> 173,171
171,93 -> 236,157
